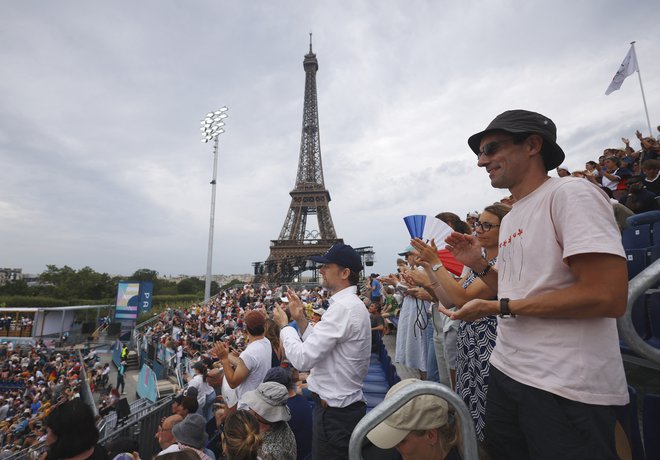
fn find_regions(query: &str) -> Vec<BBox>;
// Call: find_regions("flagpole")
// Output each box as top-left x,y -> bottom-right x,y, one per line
631,41 -> 653,136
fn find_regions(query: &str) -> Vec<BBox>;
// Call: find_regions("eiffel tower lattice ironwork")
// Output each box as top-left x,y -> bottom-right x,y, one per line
253,37 -> 342,283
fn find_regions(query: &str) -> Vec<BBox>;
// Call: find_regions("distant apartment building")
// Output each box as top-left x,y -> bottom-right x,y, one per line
0,268 -> 22,286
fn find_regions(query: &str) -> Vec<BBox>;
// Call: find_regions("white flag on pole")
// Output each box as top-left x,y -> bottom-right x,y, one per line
605,45 -> 639,95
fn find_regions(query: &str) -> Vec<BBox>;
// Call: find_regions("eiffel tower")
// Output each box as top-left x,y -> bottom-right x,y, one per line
253,37 -> 343,283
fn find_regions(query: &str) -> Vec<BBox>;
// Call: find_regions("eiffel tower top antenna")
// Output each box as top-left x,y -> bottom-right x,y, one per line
309,32 -> 313,53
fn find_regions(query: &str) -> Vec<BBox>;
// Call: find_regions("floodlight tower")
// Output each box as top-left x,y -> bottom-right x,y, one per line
201,107 -> 229,302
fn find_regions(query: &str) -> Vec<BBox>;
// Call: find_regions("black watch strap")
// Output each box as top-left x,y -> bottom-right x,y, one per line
499,298 -> 515,318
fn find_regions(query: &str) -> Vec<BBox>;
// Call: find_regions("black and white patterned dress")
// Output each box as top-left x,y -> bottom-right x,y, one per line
456,258 -> 498,441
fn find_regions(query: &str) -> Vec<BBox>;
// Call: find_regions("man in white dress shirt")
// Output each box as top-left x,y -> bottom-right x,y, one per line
274,243 -> 371,460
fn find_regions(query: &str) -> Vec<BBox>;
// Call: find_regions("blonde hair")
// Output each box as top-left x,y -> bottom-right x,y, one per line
223,410 -> 262,460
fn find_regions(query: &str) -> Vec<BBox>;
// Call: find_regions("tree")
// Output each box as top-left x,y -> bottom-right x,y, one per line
176,278 -> 196,294
37,265 -> 114,300
0,280 -> 29,296
130,269 -> 159,283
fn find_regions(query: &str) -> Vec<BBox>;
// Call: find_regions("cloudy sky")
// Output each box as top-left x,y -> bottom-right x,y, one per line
2,1 -> 659,279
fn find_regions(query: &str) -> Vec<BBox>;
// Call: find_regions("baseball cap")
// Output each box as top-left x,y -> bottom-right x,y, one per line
366,379 -> 449,449
309,243 -> 363,272
312,307 -> 326,317
467,109 -> 565,171
397,245 -> 414,256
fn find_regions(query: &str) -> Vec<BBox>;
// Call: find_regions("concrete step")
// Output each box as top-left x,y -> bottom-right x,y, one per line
125,351 -> 139,370
157,380 -> 176,396
168,375 -> 180,387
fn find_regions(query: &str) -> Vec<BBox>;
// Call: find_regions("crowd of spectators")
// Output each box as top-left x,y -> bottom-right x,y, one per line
3,126 -> 658,460
0,343 -> 86,458
130,285 -> 339,459
555,128 -> 660,229
136,285 -> 332,372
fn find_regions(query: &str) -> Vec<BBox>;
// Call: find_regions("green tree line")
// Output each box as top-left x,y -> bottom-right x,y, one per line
0,265 -> 222,307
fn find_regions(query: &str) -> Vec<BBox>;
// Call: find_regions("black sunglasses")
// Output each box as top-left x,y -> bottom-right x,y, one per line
478,138 -> 515,157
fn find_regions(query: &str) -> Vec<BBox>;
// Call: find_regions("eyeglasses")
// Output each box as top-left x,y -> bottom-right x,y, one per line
478,138 -> 515,157
474,221 -> 500,232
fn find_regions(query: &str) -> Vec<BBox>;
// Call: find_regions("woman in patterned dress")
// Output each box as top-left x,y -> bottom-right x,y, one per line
410,203 -> 510,440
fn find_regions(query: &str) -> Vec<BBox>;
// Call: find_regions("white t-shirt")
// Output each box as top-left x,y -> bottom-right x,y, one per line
236,337 -> 272,401
221,377 -> 238,408
601,169 -> 621,191
188,374 -> 214,408
492,177 -> 629,406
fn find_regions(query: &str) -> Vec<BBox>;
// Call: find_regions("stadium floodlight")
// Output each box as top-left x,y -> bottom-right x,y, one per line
200,106 -> 229,302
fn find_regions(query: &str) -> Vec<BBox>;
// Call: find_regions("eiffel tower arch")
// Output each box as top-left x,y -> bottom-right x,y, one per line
253,38 -> 343,284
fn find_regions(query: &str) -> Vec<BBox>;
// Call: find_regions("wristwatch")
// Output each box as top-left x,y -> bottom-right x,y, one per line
431,263 -> 443,272
499,298 -> 516,318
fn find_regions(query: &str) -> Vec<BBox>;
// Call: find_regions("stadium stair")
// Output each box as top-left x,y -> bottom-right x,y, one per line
362,331 -> 400,412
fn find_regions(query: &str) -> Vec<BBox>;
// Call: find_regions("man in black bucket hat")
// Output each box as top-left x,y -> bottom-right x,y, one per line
467,109 -> 566,172
444,109 -> 629,459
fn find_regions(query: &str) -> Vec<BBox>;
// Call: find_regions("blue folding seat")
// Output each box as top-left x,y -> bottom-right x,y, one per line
646,295 -> 660,349
625,249 -> 647,279
364,366 -> 387,382
623,224 -> 652,249
652,220 -> 660,244
647,244 -> 660,264
363,380 -> 390,394
632,294 -> 651,339
364,392 -> 386,408
644,394 -> 660,460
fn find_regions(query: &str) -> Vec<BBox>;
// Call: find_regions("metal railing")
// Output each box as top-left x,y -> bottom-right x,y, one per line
98,397 -> 155,438
135,313 -> 163,331
618,258 -> 660,365
348,381 -> 479,460
1,442 -> 46,460
100,394 -> 174,460
168,353 -> 186,390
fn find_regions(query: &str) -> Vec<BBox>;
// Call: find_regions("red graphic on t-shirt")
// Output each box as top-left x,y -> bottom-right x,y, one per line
500,228 -> 525,281
500,229 -> 524,247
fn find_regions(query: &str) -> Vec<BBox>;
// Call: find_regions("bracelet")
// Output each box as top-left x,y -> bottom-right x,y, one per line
474,263 -> 491,277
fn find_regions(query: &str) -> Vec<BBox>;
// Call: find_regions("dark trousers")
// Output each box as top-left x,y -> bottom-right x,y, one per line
485,366 -> 619,460
312,397 -> 366,460
116,374 -> 125,393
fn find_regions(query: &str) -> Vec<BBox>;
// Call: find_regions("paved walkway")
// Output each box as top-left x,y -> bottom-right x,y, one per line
383,332 -> 420,381
93,347 -> 141,404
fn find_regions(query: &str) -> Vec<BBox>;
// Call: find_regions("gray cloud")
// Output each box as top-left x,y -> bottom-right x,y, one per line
1,0 -> 659,277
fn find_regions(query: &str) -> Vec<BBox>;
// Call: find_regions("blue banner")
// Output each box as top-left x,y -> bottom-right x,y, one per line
139,282 -> 154,313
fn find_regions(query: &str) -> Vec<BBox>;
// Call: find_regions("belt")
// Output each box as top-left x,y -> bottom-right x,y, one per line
310,392 -> 365,410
